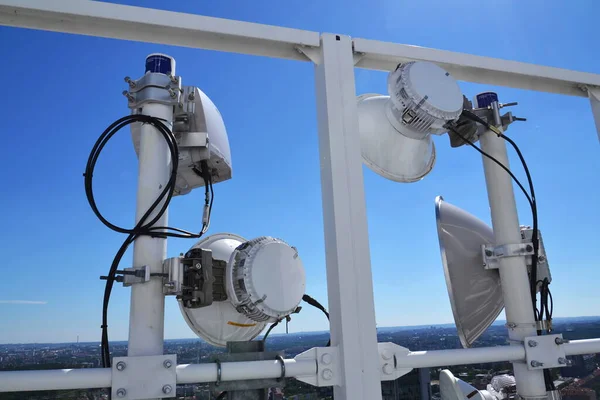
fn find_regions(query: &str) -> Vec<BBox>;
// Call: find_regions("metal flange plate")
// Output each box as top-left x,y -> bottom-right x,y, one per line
111,354 -> 177,399
524,334 -> 568,371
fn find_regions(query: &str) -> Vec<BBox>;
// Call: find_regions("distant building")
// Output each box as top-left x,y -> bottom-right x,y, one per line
381,368 -> 431,400
561,355 -> 596,378
561,387 -> 596,400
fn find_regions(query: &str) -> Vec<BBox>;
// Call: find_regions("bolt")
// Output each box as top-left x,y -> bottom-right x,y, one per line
116,361 -> 126,371
188,92 -> 195,101
485,249 -> 493,257
116,388 -> 126,397
162,385 -> 173,394
168,88 -> 178,99
164,282 -> 175,290
530,360 -> 544,368
124,76 -> 136,88
507,323 -> 517,329
122,91 -> 134,102
164,359 -> 173,369
539,255 -> 546,262
321,353 -> 332,365
383,363 -> 394,375
170,75 -> 178,84
321,368 -> 333,380
558,358 -> 568,365
555,337 -> 570,345
528,340 -> 538,348
525,244 -> 533,252
381,349 -> 394,360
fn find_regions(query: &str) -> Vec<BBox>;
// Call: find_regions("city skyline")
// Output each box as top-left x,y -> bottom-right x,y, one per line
1,0 -> 599,344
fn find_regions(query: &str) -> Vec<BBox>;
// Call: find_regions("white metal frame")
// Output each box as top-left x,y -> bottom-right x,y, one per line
1,1 -> 600,399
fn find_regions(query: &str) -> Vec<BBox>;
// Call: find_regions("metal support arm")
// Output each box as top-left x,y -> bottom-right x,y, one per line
2,339 -> 600,393
315,33 -> 382,400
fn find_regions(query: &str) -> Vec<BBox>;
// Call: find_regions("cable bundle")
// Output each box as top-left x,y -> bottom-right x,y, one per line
84,114 -> 213,367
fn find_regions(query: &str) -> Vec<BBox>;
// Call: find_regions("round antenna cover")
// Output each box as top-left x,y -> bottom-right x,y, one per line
228,237 -> 306,322
387,62 -> 463,135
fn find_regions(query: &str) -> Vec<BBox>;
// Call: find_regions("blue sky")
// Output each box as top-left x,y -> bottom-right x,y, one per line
0,0 -> 599,344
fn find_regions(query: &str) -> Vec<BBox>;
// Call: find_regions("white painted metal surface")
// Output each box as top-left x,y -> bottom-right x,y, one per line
398,345 -> 525,370
1,1 -> 600,399
523,335 -> 567,371
0,0 -> 320,61
175,359 -> 317,384
2,1 -> 599,97
128,102 -> 172,362
479,119 -> 546,398
563,338 -> 600,355
111,355 -> 177,400
353,38 -> 600,97
314,34 -> 382,400
2,338 -> 600,392
588,87 -> 600,141
0,368 -> 112,392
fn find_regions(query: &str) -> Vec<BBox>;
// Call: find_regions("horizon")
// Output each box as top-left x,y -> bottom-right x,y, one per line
1,0 -> 599,344
2,315 -> 598,346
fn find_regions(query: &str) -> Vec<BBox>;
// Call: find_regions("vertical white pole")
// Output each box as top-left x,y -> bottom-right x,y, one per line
314,33 -> 382,400
127,102 -> 172,358
479,103 -> 547,399
588,87 -> 600,142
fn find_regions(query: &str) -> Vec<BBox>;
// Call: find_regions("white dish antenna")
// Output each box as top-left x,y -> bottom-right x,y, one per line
178,233 -> 306,347
435,196 -> 504,348
435,196 -> 551,347
357,62 -> 464,182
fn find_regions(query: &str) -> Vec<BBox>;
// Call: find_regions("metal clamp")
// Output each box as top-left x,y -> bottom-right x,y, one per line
523,334 -> 567,371
124,72 -> 182,108
215,359 -> 222,386
294,346 -> 340,387
536,319 -> 552,331
276,355 -> 286,381
482,242 -> 534,268
162,257 -> 183,295
122,266 -> 150,287
112,355 -> 177,399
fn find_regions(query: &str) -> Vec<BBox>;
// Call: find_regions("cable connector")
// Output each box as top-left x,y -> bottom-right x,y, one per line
100,266 -> 150,286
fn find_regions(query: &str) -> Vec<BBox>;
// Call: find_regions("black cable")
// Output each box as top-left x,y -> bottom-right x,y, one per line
499,134 -> 540,317
302,294 -> 331,346
215,391 -> 227,400
446,126 -> 534,210
85,114 -> 214,368
262,319 -> 282,343
456,111 -> 542,318
456,112 -> 555,391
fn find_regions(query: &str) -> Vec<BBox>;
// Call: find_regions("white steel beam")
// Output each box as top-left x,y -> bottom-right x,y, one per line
0,368 -> 112,392
0,0 -> 320,61
315,33 -> 382,400
353,38 -> 600,97
588,87 -> 600,141
3,1 -> 600,97
2,338 -> 600,392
